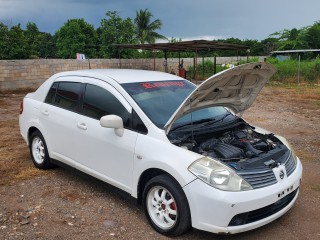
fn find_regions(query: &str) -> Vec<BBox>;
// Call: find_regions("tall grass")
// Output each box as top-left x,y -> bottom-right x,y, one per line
267,58 -> 320,83
187,60 -> 224,80
187,57 -> 320,83
187,58 -> 259,80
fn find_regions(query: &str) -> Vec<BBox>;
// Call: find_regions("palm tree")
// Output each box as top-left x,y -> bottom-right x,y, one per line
134,9 -> 167,44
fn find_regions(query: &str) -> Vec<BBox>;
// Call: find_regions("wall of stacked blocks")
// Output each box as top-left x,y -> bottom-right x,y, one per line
0,56 -> 265,91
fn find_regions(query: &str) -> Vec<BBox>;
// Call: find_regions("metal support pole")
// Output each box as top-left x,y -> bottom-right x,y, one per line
193,56 -> 195,80
118,48 -> 122,69
214,56 -> 217,74
298,55 -> 301,84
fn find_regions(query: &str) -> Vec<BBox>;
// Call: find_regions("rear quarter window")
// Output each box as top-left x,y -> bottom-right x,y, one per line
45,82 -> 82,112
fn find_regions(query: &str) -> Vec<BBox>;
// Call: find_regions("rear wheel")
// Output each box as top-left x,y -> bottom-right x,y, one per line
29,131 -> 53,169
142,174 -> 191,236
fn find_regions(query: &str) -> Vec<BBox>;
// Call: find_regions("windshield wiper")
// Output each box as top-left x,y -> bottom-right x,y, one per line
171,118 -> 216,131
202,112 -> 232,126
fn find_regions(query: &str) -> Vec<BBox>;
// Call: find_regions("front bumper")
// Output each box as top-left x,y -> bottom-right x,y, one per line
183,157 -> 302,234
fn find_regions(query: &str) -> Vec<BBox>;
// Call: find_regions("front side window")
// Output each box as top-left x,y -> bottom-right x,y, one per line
82,84 -> 131,127
45,82 -> 81,112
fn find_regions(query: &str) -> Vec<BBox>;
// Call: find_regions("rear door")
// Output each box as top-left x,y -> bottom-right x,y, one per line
40,77 -> 83,162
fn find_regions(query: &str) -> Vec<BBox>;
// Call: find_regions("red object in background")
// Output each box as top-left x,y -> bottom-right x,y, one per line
179,68 -> 186,78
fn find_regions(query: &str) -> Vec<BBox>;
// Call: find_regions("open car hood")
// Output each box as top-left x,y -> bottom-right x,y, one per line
164,62 -> 276,134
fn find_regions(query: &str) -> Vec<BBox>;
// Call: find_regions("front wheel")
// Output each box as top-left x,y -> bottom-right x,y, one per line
29,131 -> 54,169
142,174 -> 191,236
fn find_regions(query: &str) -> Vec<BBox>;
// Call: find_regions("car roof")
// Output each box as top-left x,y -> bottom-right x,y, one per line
55,69 -> 185,84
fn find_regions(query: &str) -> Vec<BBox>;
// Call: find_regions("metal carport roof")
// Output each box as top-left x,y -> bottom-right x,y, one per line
112,40 -> 249,81
113,40 -> 248,52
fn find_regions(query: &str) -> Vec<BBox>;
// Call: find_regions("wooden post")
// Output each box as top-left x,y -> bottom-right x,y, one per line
194,48 -> 198,83
153,50 -> 156,71
202,55 -> 205,80
214,56 -> 217,74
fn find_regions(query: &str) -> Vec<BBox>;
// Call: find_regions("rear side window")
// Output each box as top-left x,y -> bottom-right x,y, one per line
82,84 -> 131,127
45,82 -> 58,104
45,82 -> 82,111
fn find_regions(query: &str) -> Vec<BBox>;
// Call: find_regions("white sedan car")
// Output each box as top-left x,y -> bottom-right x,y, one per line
19,62 -> 302,236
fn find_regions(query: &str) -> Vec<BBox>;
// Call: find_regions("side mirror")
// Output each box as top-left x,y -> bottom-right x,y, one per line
100,115 -> 124,137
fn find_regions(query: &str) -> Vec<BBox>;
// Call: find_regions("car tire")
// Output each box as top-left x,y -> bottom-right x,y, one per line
29,131 -> 54,169
142,174 -> 191,236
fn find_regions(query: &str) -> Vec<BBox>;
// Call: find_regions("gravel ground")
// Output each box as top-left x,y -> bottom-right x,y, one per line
0,85 -> 319,240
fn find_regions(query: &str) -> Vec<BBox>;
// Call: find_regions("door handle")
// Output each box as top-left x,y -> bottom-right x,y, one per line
77,122 -> 87,130
41,109 -> 49,116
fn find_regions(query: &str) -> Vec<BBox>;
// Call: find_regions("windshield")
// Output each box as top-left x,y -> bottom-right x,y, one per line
122,80 -> 195,128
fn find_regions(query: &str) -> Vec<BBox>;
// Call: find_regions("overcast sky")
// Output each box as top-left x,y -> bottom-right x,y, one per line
1,0 -> 319,40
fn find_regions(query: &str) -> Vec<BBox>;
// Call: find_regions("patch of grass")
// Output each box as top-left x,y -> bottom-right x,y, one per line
266,81 -> 320,92
294,149 -> 315,161
311,184 -> 320,192
250,117 -> 269,122
0,88 -> 35,95
14,166 -> 44,181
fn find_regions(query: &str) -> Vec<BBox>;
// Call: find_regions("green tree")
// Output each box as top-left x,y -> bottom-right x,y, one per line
218,38 -> 248,56
8,24 -> 29,59
55,19 -> 97,59
99,11 -> 137,58
134,8 -> 166,44
304,21 -> 320,49
260,37 -> 278,54
25,22 -> 41,58
242,39 -> 264,56
269,28 -> 307,51
38,32 -> 56,58
0,23 -> 10,59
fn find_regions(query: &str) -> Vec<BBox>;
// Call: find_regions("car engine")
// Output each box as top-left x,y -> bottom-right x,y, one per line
198,126 -> 277,160
168,123 -> 289,170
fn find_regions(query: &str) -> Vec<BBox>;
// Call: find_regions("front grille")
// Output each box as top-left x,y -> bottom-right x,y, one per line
229,188 -> 298,226
284,152 -> 296,176
239,169 -> 277,189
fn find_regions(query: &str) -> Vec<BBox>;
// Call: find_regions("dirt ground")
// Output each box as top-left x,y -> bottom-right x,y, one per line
0,85 -> 319,240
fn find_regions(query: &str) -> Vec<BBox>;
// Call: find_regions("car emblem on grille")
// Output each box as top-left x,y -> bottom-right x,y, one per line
279,170 -> 285,179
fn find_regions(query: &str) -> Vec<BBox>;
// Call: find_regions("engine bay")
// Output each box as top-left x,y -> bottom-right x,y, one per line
168,122 -> 290,171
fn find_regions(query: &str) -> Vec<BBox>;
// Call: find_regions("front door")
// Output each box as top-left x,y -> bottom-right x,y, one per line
74,80 -> 138,193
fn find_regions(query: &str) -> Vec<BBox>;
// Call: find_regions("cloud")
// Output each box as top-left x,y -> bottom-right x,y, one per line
0,0 -> 320,40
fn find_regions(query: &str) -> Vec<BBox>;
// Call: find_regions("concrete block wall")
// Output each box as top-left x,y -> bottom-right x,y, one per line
0,56 -> 266,91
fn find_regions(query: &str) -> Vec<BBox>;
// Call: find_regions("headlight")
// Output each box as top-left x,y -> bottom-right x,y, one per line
188,157 -> 252,191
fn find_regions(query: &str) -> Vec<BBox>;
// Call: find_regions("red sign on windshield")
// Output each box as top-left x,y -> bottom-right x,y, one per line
141,81 -> 185,89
